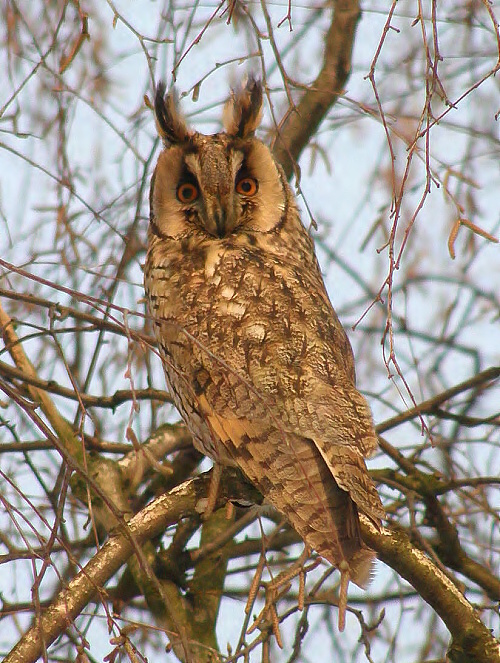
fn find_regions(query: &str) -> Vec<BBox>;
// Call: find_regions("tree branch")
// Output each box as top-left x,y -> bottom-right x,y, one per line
361,517 -> 500,663
0,359 -> 171,409
0,302 -> 83,461
3,470 -> 260,663
377,366 -> 500,434
272,0 -> 361,179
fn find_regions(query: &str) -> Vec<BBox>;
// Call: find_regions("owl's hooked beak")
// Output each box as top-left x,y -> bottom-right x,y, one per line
205,197 -> 236,238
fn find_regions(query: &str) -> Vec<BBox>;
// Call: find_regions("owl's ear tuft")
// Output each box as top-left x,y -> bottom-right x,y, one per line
154,81 -> 190,145
223,77 -> 263,138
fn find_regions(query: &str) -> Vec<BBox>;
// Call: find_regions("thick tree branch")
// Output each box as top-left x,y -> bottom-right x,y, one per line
272,0 -> 361,179
188,508 -> 236,653
425,494 -> 500,602
361,518 -> 500,663
8,464 -> 498,663
4,470 -> 260,663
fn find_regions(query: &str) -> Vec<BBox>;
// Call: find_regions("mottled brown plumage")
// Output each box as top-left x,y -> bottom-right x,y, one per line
144,79 -> 384,628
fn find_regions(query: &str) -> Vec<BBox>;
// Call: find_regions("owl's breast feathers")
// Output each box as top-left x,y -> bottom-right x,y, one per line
145,234 -> 384,588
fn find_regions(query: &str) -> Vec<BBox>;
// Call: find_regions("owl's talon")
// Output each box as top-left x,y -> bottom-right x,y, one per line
200,462 -> 223,520
195,498 -> 208,515
338,565 -> 350,632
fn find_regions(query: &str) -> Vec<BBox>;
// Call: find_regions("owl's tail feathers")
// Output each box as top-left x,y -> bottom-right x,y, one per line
349,545 -> 376,588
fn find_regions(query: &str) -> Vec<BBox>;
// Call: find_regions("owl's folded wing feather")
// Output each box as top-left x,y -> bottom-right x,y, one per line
290,383 -> 386,525
194,367 -> 377,590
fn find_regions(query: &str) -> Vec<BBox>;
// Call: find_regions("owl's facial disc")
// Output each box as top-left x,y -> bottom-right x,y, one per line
152,135 -> 284,241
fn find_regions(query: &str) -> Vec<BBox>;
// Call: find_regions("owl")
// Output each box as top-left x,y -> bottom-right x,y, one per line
144,78 -> 385,629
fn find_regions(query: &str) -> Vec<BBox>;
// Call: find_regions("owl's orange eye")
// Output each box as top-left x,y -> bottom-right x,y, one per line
176,182 -> 199,203
235,177 -> 258,196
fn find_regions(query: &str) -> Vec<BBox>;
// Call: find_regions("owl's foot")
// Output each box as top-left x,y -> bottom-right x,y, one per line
338,562 -> 350,632
246,547 -> 318,648
200,462 -> 223,520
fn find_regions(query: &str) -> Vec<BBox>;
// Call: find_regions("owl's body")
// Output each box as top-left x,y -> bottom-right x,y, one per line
145,81 -> 384,623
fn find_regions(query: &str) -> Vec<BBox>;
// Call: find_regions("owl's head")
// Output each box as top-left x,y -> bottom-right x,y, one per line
150,79 -> 289,241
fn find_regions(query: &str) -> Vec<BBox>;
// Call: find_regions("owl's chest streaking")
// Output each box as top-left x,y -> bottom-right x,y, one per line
146,233 -> 354,376
145,232 -> 356,460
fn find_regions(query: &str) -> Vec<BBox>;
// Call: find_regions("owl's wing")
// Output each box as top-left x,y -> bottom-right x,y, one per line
194,349 -> 385,526
192,361 -> 377,590
291,383 -> 386,525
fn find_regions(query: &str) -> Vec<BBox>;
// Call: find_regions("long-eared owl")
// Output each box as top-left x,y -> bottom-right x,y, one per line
144,78 -> 384,626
